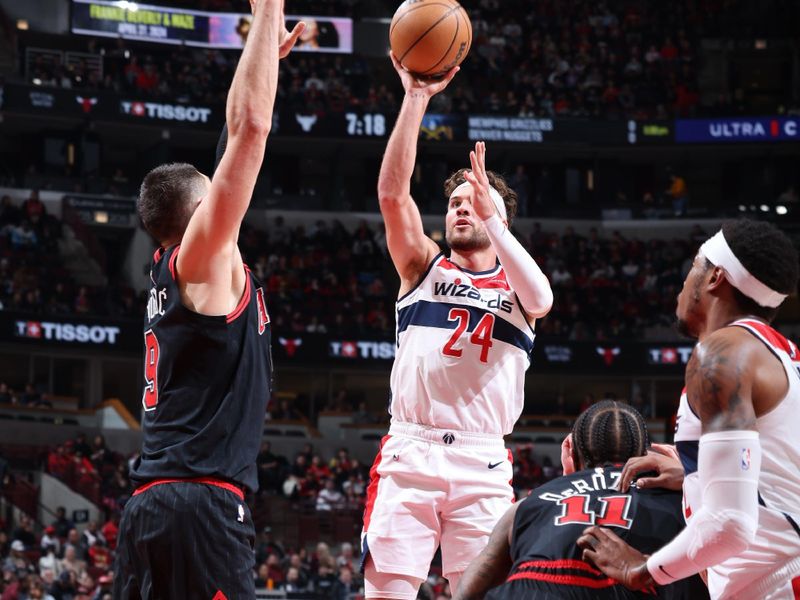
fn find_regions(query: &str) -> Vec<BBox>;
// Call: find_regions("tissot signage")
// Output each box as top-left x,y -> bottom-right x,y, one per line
120,100 -> 213,123
15,320 -> 120,345
2,313 -> 137,351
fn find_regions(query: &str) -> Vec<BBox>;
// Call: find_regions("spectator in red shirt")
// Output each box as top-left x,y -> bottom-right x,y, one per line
101,516 -> 118,552
660,37 -> 679,60
48,446 -> 71,479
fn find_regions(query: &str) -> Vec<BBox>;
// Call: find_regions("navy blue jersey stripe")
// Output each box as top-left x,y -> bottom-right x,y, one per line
397,300 -> 535,354
758,492 -> 800,539
676,440 -> 698,475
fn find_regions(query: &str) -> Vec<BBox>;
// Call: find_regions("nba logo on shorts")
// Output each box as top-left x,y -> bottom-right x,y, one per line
237,504 -> 245,523
741,447 -> 751,470
443,432 -> 455,445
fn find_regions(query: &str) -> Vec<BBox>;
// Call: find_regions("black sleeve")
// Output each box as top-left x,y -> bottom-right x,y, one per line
214,122 -> 229,173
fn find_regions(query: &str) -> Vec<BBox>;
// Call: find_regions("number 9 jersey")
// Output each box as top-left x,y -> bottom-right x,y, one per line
130,245 -> 272,493
390,253 -> 535,434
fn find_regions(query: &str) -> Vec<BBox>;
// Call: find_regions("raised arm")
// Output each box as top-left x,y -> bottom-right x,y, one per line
464,142 -> 553,318
453,502 -> 517,600
177,0 -> 304,304
378,54 -> 458,289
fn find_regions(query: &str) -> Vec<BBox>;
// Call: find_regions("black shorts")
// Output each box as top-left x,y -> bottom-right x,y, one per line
113,479 -> 255,600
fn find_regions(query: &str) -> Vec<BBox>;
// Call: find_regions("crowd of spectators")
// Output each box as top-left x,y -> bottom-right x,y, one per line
241,217 -> 395,337
0,510 -> 117,600
20,0 -> 740,121
2,428 -> 560,599
248,216 -> 712,340
46,434 -> 130,517
0,188 -> 762,342
0,191 -> 140,318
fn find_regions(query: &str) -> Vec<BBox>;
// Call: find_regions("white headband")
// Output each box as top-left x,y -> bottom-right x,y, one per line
450,181 -> 507,221
700,230 -> 787,308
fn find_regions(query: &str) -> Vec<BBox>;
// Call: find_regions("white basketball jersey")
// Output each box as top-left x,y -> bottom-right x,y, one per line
674,318 -> 800,599
389,253 -> 535,435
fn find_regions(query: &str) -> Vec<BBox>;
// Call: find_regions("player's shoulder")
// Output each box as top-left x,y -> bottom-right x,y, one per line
690,325 -> 766,375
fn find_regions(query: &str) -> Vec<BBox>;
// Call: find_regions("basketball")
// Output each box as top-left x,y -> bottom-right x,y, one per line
389,0 -> 472,79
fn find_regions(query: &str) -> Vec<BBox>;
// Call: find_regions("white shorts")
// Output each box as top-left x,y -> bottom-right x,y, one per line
361,422 -> 514,580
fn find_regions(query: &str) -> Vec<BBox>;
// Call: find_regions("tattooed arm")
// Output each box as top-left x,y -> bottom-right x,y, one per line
578,327 -> 763,589
453,502 -> 518,600
685,328 -> 757,434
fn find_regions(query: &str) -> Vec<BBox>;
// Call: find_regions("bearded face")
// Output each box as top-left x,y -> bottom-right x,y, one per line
444,185 -> 491,252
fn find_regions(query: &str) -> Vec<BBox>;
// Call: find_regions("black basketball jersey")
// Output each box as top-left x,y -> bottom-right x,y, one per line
487,466 -> 698,600
129,245 -> 272,492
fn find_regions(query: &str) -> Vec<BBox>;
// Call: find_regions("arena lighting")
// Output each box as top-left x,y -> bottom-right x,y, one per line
760,204 -> 770,212
16,19 -> 29,30
94,211 -> 109,224
776,205 -> 788,215
738,205 -> 747,212
32,78 -> 42,85
755,39 -> 767,50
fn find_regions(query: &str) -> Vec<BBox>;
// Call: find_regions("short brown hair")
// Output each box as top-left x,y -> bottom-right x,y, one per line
138,163 -> 206,245
443,169 -> 518,227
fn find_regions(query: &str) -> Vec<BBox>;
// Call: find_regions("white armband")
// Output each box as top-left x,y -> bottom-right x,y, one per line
647,430 -> 761,585
483,214 -> 553,316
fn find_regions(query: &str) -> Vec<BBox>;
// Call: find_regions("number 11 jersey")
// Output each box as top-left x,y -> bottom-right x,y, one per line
390,253 -> 535,435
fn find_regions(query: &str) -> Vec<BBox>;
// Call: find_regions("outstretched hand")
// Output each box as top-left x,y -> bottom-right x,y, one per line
279,20 -> 306,58
390,51 -> 459,97
463,141 -> 502,222
248,0 -> 305,59
577,526 -> 656,592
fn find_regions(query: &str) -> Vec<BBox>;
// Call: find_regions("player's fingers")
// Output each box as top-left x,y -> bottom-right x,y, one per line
632,476 -> 659,489
588,525 -> 616,543
651,443 -> 679,460
281,21 -> 306,53
617,457 -> 649,491
441,65 -> 460,85
389,51 -> 404,71
468,150 -> 480,176
581,548 -> 598,566
463,169 -> 479,188
576,533 -> 597,551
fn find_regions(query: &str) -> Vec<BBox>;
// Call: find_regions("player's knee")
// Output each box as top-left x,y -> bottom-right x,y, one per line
364,564 -> 423,600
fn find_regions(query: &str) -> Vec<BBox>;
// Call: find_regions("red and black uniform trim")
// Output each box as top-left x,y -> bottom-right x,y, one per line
506,559 -> 618,589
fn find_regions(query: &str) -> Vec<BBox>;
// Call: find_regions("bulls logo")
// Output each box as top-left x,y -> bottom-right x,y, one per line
442,432 -> 455,445
279,337 -> 302,358
596,346 -> 621,366
256,288 -> 269,335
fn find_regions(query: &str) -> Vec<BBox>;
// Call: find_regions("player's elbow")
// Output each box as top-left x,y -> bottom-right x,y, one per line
378,189 -> 404,211
522,281 -> 554,318
229,112 -> 271,139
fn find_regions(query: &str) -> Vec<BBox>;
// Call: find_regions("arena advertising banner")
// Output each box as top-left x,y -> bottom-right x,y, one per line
269,333 -> 694,374
0,313 -> 693,372
675,116 -> 800,144
1,83 -> 222,128
466,115 -> 630,145
1,313 -> 139,352
70,0 -> 353,53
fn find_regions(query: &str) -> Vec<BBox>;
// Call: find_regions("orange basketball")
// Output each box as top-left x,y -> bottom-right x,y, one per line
389,0 -> 472,79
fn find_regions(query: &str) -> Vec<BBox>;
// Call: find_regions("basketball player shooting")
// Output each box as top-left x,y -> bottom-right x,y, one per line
361,53 -> 554,600
578,220 -> 800,599
113,2 -> 304,599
